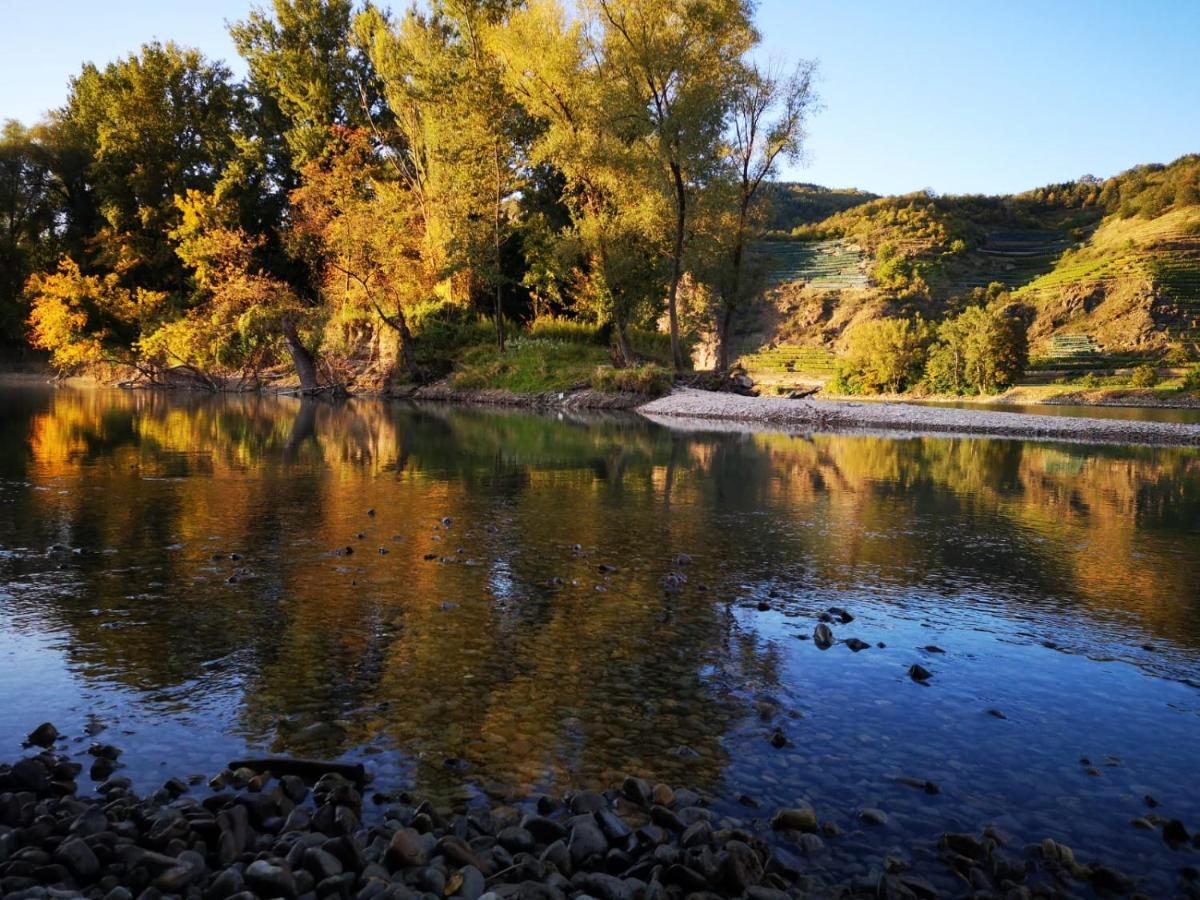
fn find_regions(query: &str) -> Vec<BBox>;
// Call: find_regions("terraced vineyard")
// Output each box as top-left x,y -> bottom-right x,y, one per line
949,228 -> 1071,291
1149,254 -> 1200,344
739,345 -> 836,378
753,239 -> 869,289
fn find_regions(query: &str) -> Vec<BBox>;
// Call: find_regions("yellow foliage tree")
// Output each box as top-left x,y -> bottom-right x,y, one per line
26,258 -> 166,371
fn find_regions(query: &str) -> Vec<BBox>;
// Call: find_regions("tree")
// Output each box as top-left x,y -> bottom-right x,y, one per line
590,0 -> 757,371
495,0 -> 668,365
230,0 -> 381,173
707,59 -> 817,372
26,258 -> 167,371
834,316 -> 932,395
924,303 -> 1029,395
61,43 -> 244,296
152,190 -> 321,391
0,121 -> 58,344
357,1 -> 526,351
291,128 -> 429,379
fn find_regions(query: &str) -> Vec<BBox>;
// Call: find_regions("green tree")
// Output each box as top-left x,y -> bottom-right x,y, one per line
835,316 -> 932,395
61,43 -> 244,296
707,59 -> 817,373
496,0 -> 668,365
230,0 -> 381,173
357,1 -> 527,351
924,304 -> 1029,395
0,121 -> 59,344
590,0 -> 757,371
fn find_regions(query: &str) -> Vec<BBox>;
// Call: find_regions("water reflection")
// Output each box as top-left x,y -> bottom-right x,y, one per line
2,385 -> 1200,888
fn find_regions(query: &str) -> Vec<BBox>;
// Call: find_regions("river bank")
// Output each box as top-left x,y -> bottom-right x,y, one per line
638,389 -> 1200,448
0,738 -> 1159,900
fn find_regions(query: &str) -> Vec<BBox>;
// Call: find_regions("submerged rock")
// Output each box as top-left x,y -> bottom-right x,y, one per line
813,623 -> 834,650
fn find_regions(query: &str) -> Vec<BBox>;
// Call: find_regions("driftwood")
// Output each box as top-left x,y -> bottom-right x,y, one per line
228,757 -> 366,786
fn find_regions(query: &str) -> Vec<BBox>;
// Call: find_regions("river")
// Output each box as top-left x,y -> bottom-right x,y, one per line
1,384 -> 1198,892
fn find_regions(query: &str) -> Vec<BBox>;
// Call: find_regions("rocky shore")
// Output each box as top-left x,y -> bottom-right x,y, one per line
4,728 -> 1191,900
638,389 -> 1200,448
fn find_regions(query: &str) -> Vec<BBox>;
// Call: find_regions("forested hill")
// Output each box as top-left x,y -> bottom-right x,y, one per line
753,155 -> 1200,365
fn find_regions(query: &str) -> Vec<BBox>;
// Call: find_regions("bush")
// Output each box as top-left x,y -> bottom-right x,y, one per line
1129,364 -> 1159,388
409,300 -> 495,372
593,363 -> 674,396
1181,365 -> 1200,392
627,327 -> 695,367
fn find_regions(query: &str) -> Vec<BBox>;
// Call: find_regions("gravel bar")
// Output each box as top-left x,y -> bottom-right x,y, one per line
638,389 -> 1200,448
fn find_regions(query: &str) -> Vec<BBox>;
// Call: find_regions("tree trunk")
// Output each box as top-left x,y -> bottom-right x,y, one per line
717,200 -> 750,376
716,305 -> 734,374
614,318 -> 635,368
393,309 -> 419,379
282,320 -> 319,394
494,283 -> 505,352
667,161 -> 687,373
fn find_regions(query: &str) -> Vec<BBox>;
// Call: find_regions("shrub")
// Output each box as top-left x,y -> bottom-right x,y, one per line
1129,364 -> 1159,388
593,363 -> 674,396
409,300 -> 495,372
450,338 -> 608,393
1181,365 -> 1200,392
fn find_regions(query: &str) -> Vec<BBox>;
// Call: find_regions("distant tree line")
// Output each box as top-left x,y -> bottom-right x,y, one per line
0,0 -> 821,388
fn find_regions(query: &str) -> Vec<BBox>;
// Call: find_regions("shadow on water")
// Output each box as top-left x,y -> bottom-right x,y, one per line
2,383 -> 1200,888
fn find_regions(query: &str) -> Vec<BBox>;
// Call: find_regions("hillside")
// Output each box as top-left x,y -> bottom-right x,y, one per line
741,155 -> 1200,380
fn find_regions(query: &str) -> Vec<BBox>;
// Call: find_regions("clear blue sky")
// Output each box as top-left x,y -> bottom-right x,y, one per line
2,0 -> 1197,196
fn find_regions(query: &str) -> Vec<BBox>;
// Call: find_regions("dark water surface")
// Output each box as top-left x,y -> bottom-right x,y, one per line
2,385 -> 1200,891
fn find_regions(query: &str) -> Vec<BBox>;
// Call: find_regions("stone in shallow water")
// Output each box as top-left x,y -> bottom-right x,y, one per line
770,808 -> 817,833
908,663 -> 932,682
25,723 -> 59,748
859,808 -> 888,826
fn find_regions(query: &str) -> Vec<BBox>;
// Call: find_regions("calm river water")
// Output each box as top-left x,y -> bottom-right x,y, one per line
2,385 -> 1199,891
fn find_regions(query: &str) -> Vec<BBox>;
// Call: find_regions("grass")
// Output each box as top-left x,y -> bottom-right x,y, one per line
592,363 -> 674,395
450,339 -> 610,393
449,338 -> 674,397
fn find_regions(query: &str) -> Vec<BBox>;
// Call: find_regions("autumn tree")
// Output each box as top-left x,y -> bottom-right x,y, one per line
590,0 -> 757,371
291,128 -> 430,379
26,258 -> 167,371
146,190 -> 321,391
357,1 -> 527,351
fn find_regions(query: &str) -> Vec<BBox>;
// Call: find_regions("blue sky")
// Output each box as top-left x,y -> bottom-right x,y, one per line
3,0 -> 1197,196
